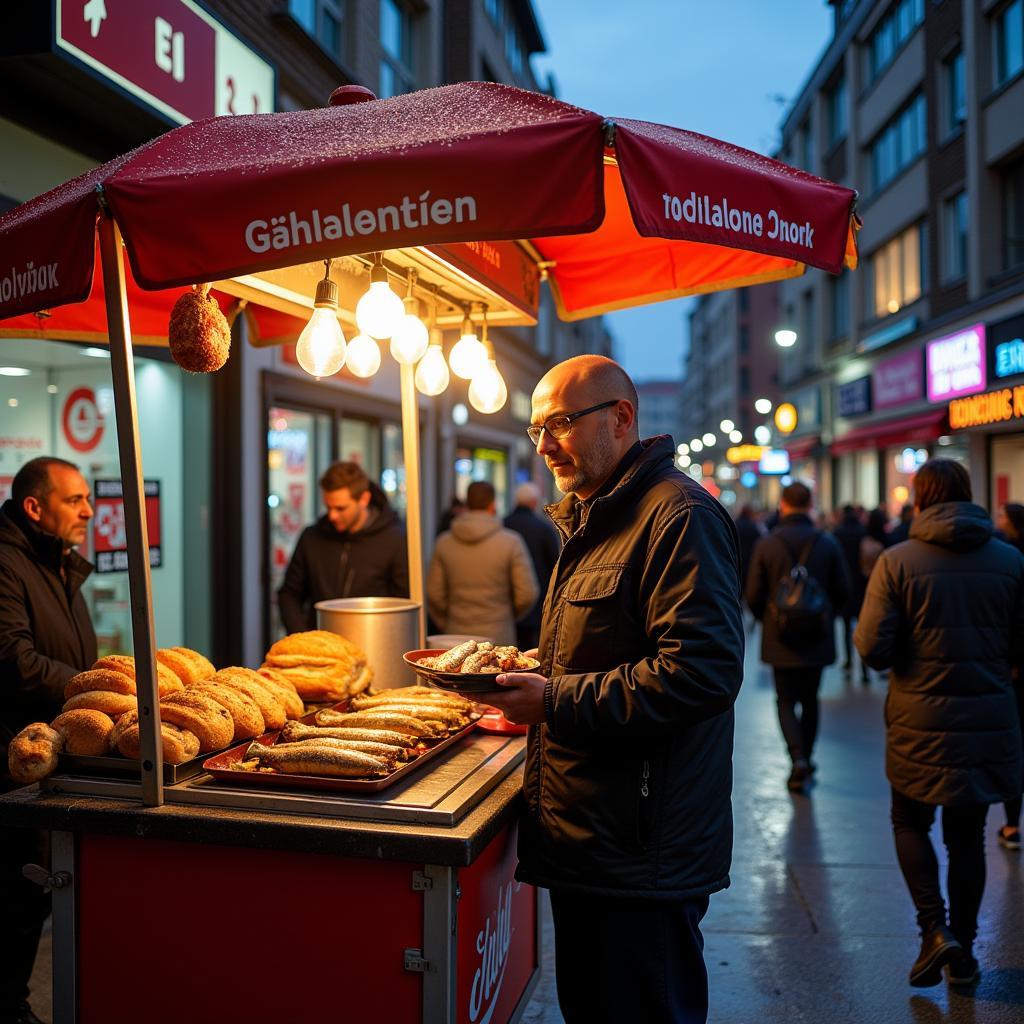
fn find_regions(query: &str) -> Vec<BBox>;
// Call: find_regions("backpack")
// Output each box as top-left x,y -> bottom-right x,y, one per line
770,533 -> 829,644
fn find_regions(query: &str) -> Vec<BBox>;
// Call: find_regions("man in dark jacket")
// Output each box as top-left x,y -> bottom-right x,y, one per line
855,459 -> 1024,989
484,356 -> 743,1024
746,482 -> 850,792
503,481 -> 560,650
733,504 -> 764,614
831,504 -> 868,681
1,457 -> 97,1024
277,461 -> 409,634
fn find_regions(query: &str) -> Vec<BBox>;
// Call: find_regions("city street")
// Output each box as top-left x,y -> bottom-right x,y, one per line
522,623 -> 1024,1024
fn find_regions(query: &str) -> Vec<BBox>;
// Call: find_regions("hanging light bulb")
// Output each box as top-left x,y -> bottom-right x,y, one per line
448,309 -> 488,379
355,253 -> 405,339
415,329 -> 450,396
296,261 -> 346,379
390,272 -> 429,364
345,333 -> 381,377
468,321 -> 507,414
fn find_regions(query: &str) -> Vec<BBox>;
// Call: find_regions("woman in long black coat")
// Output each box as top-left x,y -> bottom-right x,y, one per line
855,461 -> 1024,989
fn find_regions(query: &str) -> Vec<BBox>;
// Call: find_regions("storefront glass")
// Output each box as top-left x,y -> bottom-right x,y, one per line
382,422 -> 406,514
0,338 -> 204,655
854,450 -> 880,509
339,417 -> 381,480
454,445 -> 509,513
991,433 -> 1024,508
885,443 -> 929,516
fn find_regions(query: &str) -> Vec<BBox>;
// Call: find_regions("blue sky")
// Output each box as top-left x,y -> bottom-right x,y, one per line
531,0 -> 834,382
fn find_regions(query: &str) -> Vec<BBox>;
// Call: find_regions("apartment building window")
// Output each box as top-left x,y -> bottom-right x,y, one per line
826,77 -> 847,147
1006,155 -> 1024,269
830,273 -> 850,339
505,22 -> 525,75
380,0 -> 415,98
485,0 -> 502,27
995,0 -> 1024,86
868,222 -> 923,318
289,0 -> 346,60
800,121 -> 813,171
867,0 -> 925,83
942,48 -> 965,136
870,93 -> 926,192
942,191 -> 968,281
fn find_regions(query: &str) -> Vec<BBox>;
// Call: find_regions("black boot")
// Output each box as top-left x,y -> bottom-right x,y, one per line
909,924 -> 961,987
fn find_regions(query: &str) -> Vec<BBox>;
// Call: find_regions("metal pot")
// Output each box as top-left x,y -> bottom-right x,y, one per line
316,597 -> 422,690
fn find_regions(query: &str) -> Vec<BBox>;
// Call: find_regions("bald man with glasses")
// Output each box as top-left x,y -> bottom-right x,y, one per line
483,355 -> 744,1024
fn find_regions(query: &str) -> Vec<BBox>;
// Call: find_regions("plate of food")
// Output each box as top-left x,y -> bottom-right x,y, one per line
403,640 -> 540,692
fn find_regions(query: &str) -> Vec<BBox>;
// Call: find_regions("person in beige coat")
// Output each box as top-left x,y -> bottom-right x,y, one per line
428,481 -> 539,645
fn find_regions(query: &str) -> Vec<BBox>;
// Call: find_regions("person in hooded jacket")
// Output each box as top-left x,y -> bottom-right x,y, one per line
831,504 -> 868,682
855,459 -> 1024,990
427,480 -> 538,644
1,457 -> 97,1024
481,356 -> 743,1024
277,461 -> 409,634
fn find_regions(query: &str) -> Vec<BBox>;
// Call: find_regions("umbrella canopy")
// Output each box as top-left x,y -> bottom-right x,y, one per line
0,81 -> 857,325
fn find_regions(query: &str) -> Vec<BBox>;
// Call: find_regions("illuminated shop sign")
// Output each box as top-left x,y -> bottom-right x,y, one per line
758,449 -> 791,475
836,376 -> 871,418
873,349 -> 923,410
926,325 -> 986,402
988,313 -> 1024,383
948,385 -> 1024,430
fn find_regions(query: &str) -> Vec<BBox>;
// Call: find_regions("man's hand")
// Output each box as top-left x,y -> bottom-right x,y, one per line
481,672 -> 548,725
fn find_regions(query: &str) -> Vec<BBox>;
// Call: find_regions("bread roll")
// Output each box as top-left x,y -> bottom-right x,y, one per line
156,647 -> 216,686
252,669 -> 305,719
93,655 -> 184,697
116,720 -> 201,764
8,723 -> 62,784
51,709 -> 114,756
64,668 -> 136,700
63,690 -> 137,718
266,630 -> 364,661
159,690 -> 234,752
108,710 -> 138,753
261,629 -> 370,701
211,668 -> 287,730
191,682 -> 264,741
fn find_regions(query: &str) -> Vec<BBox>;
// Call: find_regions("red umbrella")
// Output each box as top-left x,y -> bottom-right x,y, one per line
0,81 -> 857,323
0,81 -> 859,804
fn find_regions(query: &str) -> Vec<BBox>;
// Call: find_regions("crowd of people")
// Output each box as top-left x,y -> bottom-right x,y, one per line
2,354 -> 1022,1023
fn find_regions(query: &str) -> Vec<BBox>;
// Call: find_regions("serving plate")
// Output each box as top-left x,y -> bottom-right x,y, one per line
403,649 -> 538,692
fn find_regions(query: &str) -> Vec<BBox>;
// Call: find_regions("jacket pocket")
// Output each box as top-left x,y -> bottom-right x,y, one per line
558,564 -> 629,672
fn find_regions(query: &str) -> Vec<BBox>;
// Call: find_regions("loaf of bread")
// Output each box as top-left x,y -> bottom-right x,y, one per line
156,647 -> 216,686
93,655 -> 184,697
115,720 -> 201,764
191,682 -> 264,741
62,690 -> 137,718
64,667 -> 136,700
211,668 -> 287,730
51,709 -> 114,756
260,630 -> 371,702
8,723 -> 62,784
159,690 -> 234,752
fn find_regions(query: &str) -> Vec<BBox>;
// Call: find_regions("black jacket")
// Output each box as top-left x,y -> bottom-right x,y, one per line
0,501 -> 97,782
854,502 -> 1024,806
278,504 -> 409,634
517,436 -> 744,900
745,514 -> 850,668
503,505 -> 561,630
832,514 -> 868,615
734,515 -> 764,596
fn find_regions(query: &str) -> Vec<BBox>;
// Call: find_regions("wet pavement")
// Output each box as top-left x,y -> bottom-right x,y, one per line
522,623 -> 1024,1024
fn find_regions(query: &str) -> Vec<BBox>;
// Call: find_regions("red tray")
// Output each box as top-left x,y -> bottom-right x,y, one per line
202,705 -> 482,793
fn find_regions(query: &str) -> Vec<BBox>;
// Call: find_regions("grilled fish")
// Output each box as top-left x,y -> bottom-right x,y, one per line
359,703 -> 469,727
281,721 -> 413,748
313,709 -> 440,737
350,690 -> 473,712
243,741 -> 389,777
280,736 -> 407,763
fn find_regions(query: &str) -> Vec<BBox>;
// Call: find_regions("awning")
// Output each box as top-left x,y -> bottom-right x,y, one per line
786,435 -> 821,461
830,408 -> 948,456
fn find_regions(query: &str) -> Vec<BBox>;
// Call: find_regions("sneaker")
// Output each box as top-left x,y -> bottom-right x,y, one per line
997,826 -> 1021,851
787,760 -> 812,793
909,925 -> 961,987
946,952 -> 980,986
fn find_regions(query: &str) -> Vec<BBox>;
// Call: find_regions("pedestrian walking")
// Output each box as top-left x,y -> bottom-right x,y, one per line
831,504 -> 868,683
482,355 -> 743,1024
888,503 -> 914,545
1,457 -> 98,1024
995,501 -> 1024,852
746,482 -> 850,792
503,482 -> 560,651
278,461 -> 409,634
734,504 -> 765,620
427,481 -> 538,645
855,459 -> 1024,988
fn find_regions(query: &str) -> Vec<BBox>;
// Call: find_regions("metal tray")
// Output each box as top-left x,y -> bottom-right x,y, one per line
403,649 -> 537,693
57,748 -> 214,785
202,709 -> 482,794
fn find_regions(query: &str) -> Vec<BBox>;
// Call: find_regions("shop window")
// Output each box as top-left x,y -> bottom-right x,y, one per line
941,190 -> 968,282
289,0 -> 347,62
382,422 -> 407,514
826,76 -> 847,148
942,48 -> 965,137
869,93 -> 927,193
380,0 -> 415,98
339,417 -> 381,482
830,272 -> 850,340
866,0 -> 925,84
1004,155 -> 1024,270
995,0 -> 1024,87
868,222 -> 923,318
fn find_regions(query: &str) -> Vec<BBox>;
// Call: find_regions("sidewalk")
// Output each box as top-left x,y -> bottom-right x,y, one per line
522,625 -> 1024,1024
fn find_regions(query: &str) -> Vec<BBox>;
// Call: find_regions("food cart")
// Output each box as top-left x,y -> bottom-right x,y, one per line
0,81 -> 859,1023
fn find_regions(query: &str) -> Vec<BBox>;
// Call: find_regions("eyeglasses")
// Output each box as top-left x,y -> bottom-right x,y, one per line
526,400 -> 619,446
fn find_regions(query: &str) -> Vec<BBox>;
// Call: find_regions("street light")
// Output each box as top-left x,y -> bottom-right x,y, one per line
728,429 -> 743,443
754,397 -> 773,415
702,432 -> 716,447
691,438 -> 704,453
719,419 -> 734,433
774,329 -> 798,348
754,424 -> 772,445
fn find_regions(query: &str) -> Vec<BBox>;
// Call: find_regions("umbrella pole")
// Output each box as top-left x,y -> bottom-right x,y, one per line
399,362 -> 425,645
98,214 -> 163,807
